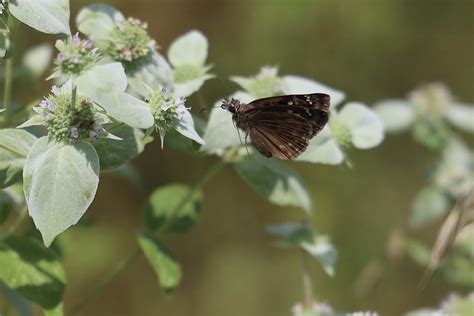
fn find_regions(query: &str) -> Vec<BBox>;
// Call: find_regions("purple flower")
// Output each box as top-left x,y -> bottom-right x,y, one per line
72,33 -> 81,47
56,54 -> 66,62
70,127 -> 80,139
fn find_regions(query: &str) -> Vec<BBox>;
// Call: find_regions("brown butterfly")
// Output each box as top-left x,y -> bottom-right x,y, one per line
221,93 -> 330,160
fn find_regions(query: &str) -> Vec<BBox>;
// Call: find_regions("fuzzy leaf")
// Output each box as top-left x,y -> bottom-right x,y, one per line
446,103 -> 474,133
0,236 -> 65,309
174,73 -> 213,98
22,44 -> 53,79
144,184 -> 202,234
127,51 -> 174,98
76,4 -> 124,41
234,155 -> 311,212
94,126 -> 145,170
373,99 -> 415,133
0,129 -> 37,188
23,137 -> 99,246
338,102 -> 385,149
296,126 -> 344,165
138,233 -> 182,292
9,0 -> 70,35
168,30 -> 208,67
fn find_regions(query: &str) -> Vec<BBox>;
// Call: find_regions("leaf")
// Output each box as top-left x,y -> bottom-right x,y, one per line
22,44 -> 53,79
300,234 -> 338,276
77,63 -> 154,128
0,236 -> 65,309
126,51 -> 174,98
76,4 -> 124,41
137,233 -> 182,292
175,109 -> 205,145
338,102 -> 385,149
94,125 -> 145,170
446,103 -> 474,133
296,126 -> 345,165
283,75 -> 346,107
373,99 -> 416,133
0,129 -> 37,188
9,0 -> 70,35
173,73 -> 214,98
168,30 -> 208,67
267,222 -> 337,276
144,184 -> 202,234
410,187 -> 450,228
234,155 -> 312,212
23,137 -> 100,246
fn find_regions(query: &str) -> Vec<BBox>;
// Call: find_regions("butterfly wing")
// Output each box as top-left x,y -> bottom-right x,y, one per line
235,94 -> 330,160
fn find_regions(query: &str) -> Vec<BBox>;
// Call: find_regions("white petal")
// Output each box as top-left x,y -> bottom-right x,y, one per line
296,126 -> 345,164
445,103 -> 474,133
176,109 -> 205,145
174,74 -> 214,97
283,75 -> 345,106
168,30 -> 208,67
373,99 -> 416,133
338,102 -> 385,149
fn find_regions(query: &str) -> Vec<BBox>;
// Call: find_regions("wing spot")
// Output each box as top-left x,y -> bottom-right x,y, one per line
288,101 -> 294,105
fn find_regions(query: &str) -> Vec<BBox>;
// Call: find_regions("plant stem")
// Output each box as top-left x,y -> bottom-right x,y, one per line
2,14 -> 16,116
71,83 -> 77,108
68,247 -> 142,316
301,249 -> 315,309
67,160 -> 226,315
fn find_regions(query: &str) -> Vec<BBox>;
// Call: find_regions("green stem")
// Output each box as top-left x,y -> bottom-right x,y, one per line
301,250 -> 315,309
71,83 -> 77,109
2,14 -> 16,116
68,247 -> 141,316
67,160 -> 226,315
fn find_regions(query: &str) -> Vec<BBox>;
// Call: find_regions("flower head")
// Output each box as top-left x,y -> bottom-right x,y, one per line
374,83 -> 474,149
147,86 -> 204,147
34,84 -> 110,142
107,17 -> 155,64
52,33 -> 100,77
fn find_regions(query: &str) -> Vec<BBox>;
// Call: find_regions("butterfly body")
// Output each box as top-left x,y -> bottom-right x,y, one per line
221,93 -> 330,160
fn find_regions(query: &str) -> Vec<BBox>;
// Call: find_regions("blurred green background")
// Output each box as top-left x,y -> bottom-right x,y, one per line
15,0 -> 474,315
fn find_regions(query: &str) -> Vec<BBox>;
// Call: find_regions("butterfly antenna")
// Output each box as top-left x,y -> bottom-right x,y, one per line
218,76 -> 233,96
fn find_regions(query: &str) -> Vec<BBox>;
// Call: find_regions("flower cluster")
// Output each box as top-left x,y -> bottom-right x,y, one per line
147,86 -> 204,147
374,82 -> 474,148
53,33 -> 99,77
34,85 -> 106,142
107,18 -> 155,63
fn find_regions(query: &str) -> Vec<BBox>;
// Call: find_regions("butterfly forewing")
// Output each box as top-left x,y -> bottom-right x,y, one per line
231,93 -> 330,160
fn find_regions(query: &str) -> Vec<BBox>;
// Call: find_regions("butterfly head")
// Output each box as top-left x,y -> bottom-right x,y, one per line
220,97 -> 241,114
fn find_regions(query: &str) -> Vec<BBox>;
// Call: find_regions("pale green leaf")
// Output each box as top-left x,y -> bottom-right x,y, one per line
0,129 -> 37,188
283,75 -> 346,107
373,99 -> 416,133
174,73 -> 214,97
234,155 -> 312,212
17,115 -> 45,128
127,51 -> 174,98
411,187 -> 450,228
23,137 -> 99,246
144,184 -> 202,234
301,234 -> 338,276
9,0 -> 70,35
296,127 -> 344,165
94,126 -> 145,170
446,103 -> 474,133
77,63 -> 154,128
175,109 -> 205,145
338,102 -> 385,149
168,30 -> 208,67
138,233 -> 182,292
0,236 -> 65,309
76,4 -> 124,41
22,44 -> 53,78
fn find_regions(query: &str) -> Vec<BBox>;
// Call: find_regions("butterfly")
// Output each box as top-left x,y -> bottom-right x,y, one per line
221,93 -> 330,160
